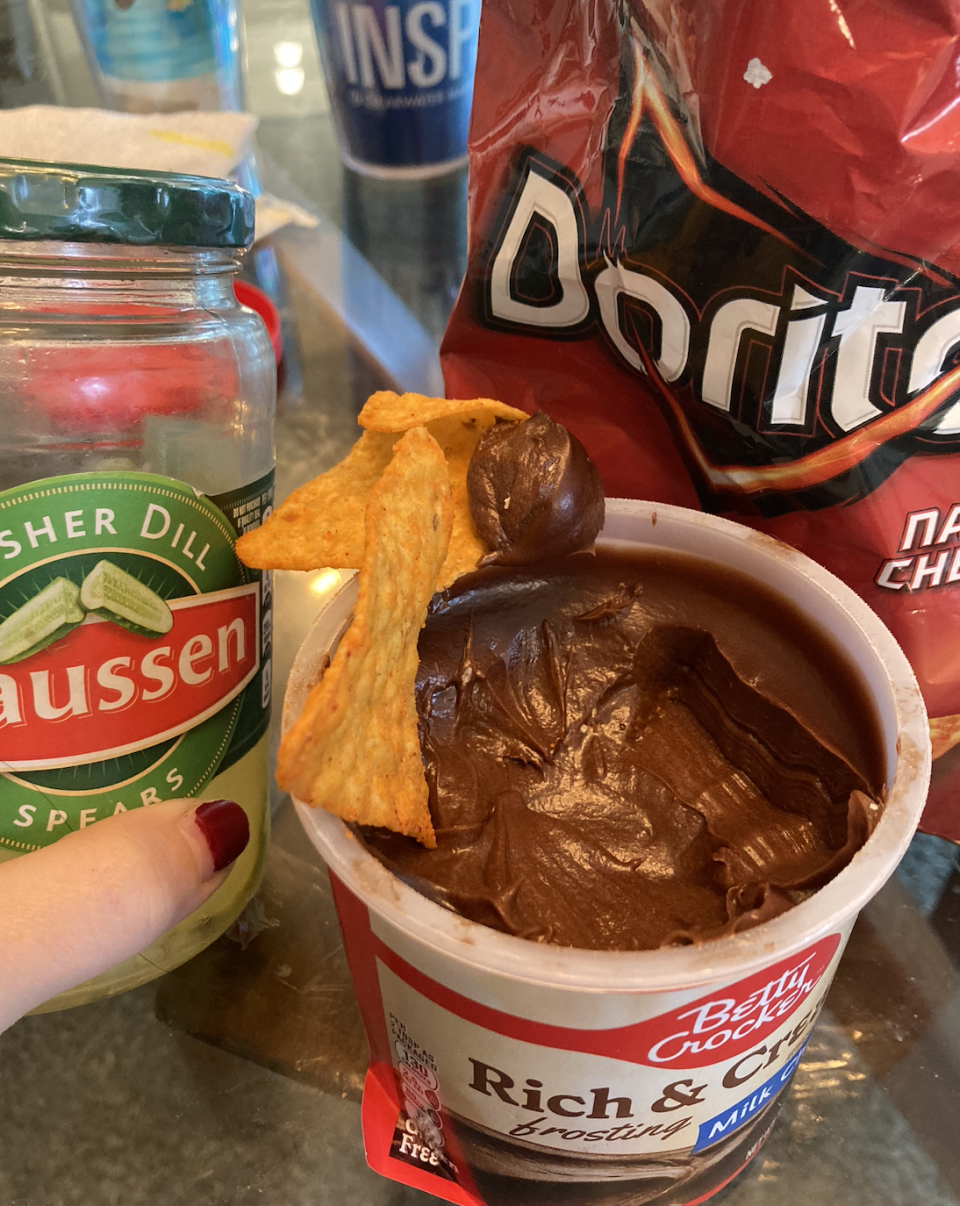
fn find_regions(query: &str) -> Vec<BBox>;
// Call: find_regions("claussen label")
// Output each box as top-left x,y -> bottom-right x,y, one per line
0,471 -> 272,850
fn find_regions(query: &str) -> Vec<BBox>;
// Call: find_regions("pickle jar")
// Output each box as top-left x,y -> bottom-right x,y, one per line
0,158 -> 275,1008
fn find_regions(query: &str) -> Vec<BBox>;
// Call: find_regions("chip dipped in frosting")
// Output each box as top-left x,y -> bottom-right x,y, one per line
236,391 -> 528,591
467,411 -> 605,566
249,390 -> 885,933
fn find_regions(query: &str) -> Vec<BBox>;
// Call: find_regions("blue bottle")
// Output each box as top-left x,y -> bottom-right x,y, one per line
309,0 -> 481,177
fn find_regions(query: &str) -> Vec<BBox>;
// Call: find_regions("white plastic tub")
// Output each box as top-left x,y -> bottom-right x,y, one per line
285,499 -> 931,1206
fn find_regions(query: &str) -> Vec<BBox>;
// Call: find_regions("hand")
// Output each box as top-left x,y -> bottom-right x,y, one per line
0,798 -> 249,1033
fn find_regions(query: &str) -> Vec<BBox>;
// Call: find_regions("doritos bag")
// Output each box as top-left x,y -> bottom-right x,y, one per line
441,0 -> 960,841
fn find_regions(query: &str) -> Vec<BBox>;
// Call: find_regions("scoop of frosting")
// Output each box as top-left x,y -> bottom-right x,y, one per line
466,411 -> 605,566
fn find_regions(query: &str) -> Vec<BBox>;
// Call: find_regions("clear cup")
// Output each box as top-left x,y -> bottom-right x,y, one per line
286,499 -> 931,1205
70,0 -> 243,112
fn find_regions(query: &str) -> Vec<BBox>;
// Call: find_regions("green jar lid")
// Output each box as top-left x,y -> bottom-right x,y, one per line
0,157 -> 254,248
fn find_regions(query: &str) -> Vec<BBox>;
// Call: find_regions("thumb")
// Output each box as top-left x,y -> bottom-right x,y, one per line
0,798 -> 249,1032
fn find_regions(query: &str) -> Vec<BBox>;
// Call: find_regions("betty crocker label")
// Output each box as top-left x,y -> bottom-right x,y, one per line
371,936 -> 839,1165
331,868 -> 848,1200
635,937 -> 839,1068
0,471 -> 270,851
370,932 -> 840,1071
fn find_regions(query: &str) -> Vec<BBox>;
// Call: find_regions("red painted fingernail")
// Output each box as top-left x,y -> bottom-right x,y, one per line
193,799 -> 250,873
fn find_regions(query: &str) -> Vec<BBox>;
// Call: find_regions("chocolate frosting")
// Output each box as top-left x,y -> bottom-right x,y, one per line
467,412 -> 605,566
362,549 -> 884,951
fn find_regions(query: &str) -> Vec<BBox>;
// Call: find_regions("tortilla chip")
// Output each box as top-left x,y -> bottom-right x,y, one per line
358,392 -> 530,585
276,427 -> 452,846
235,430 -> 398,571
359,390 -> 527,432
930,713 -> 960,761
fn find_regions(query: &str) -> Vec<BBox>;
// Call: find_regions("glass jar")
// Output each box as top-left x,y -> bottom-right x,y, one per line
0,159 -> 275,1009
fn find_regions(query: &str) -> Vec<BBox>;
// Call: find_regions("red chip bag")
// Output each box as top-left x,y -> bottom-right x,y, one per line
442,0 -> 960,840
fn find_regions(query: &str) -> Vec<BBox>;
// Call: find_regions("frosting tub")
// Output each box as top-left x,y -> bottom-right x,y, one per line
285,499 -> 931,1206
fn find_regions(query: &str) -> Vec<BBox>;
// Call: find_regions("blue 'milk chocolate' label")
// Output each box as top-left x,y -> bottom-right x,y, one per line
691,1042 -> 809,1153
